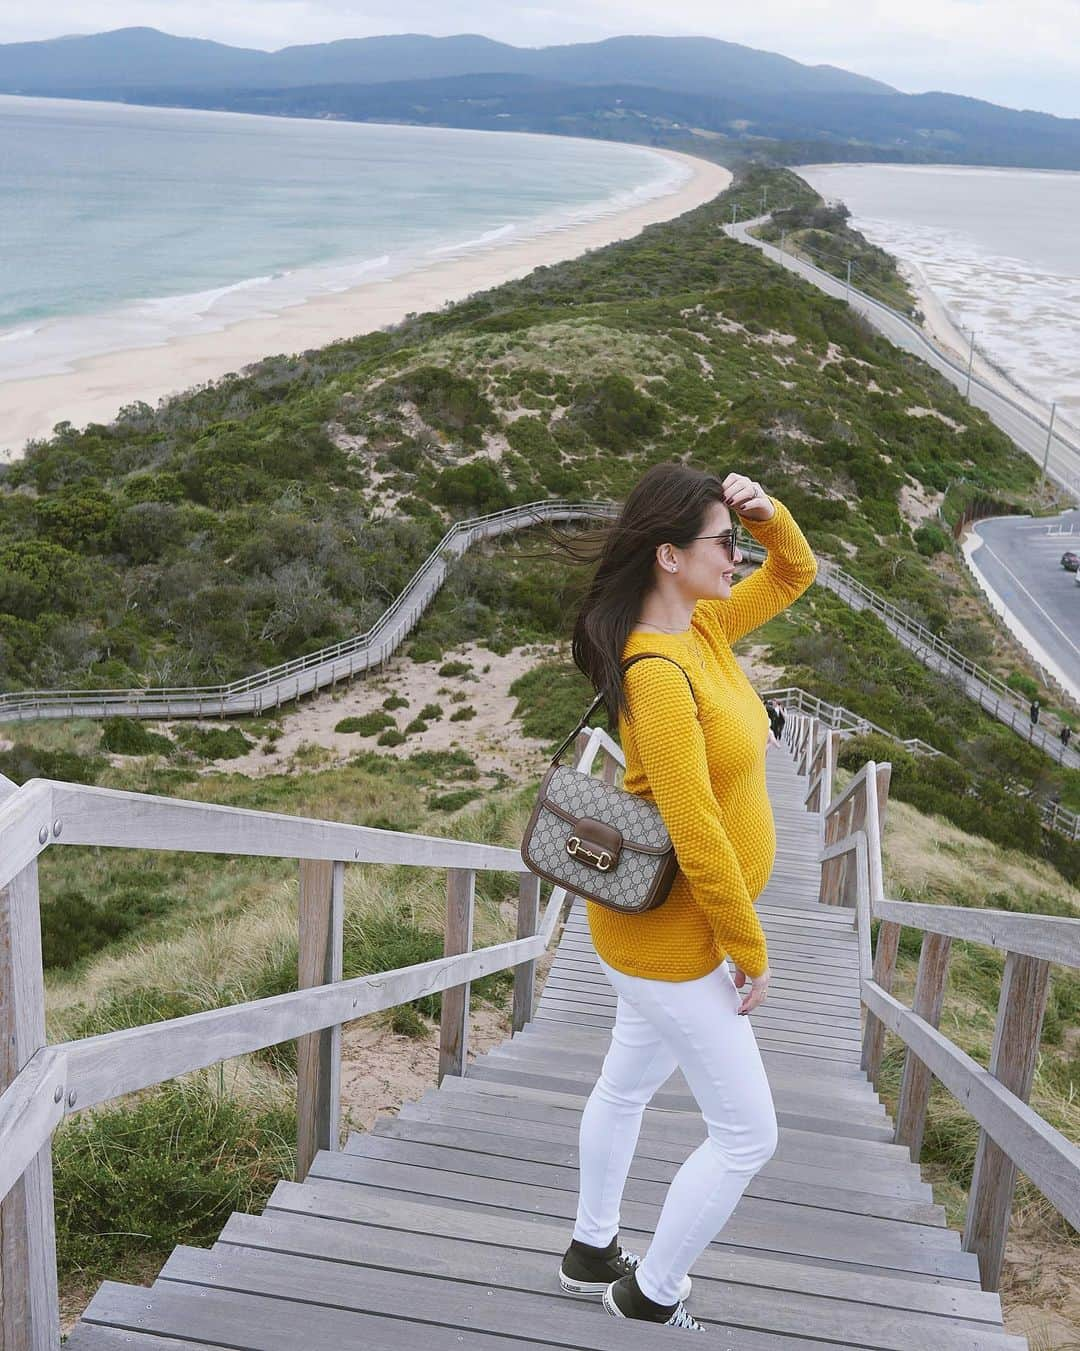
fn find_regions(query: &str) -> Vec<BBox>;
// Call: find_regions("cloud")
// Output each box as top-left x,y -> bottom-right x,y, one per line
1,0 -> 1077,117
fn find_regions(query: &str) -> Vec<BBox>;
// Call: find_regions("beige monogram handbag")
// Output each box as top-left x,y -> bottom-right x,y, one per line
520,654 -> 696,914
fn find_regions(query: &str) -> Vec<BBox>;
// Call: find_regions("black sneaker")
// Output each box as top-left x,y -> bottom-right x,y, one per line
603,1271 -> 704,1331
559,1237 -> 692,1301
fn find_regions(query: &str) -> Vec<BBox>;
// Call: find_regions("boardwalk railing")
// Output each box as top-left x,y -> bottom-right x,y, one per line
767,685 -> 1078,841
786,710 -> 1080,1293
2,498 -> 1076,774
0,724 -> 641,1347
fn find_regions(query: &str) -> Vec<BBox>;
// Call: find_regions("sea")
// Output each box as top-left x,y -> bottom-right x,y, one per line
0,95 -> 690,381
795,163 -> 1080,431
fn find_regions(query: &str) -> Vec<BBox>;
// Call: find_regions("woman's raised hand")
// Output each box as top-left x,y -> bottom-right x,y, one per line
722,473 -> 774,523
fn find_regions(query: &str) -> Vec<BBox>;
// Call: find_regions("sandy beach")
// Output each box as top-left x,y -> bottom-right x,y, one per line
0,148 -> 730,461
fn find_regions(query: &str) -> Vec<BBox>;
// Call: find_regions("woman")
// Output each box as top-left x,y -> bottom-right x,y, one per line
554,462 -> 817,1330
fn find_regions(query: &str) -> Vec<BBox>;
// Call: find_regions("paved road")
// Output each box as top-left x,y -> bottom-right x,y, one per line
726,220 -> 1080,502
965,510 -> 1080,707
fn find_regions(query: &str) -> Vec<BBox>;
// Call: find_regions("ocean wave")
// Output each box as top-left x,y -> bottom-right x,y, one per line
427,224 -> 517,256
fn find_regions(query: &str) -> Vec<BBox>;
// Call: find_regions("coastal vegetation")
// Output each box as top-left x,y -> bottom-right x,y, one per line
2,165 -> 1077,1331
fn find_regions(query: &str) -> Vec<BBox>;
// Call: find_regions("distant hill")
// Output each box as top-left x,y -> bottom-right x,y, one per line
2,27 -> 1078,169
0,28 -> 894,98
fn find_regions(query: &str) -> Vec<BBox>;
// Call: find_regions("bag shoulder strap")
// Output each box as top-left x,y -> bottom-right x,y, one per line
549,652 -> 696,767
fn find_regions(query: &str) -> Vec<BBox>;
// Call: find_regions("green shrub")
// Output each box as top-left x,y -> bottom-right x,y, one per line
427,788 -> 484,812
568,373 -> 663,449
0,743 -> 103,786
438,660 -> 471,677
174,725 -> 254,760
335,712 -> 395,735
1006,671 -> 1040,700
407,637 -> 444,662
419,703 -> 443,720
404,718 -> 428,735
913,522 -> 950,556
382,695 -> 409,711
101,716 -> 174,756
432,461 -> 512,513
449,706 -> 476,722
377,728 -> 406,746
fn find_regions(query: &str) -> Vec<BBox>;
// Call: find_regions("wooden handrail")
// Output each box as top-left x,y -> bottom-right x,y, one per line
786,708 -> 1080,1292
0,722 -> 633,1344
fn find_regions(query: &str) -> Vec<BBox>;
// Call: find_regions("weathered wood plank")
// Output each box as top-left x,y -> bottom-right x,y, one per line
343,1130 -> 942,1224
894,933 -> 952,1162
264,1182 -> 1000,1317
159,1243 -> 855,1351
862,978 -> 1080,1230
512,872 -> 541,1033
0,860 -> 60,1350
371,1113 -> 935,1203
438,868 -> 475,1084
296,859 -> 344,1180
874,898 -> 1080,968
204,1221 -> 1025,1351
297,1160 -> 977,1281
81,1278 -> 567,1351
963,952 -> 1052,1291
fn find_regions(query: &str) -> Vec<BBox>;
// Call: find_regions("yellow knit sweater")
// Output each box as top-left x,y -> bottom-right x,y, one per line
586,497 -> 817,982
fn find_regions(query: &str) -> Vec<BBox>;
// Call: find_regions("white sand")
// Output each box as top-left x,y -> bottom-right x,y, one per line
899,257 -> 1066,431
0,148 -> 731,461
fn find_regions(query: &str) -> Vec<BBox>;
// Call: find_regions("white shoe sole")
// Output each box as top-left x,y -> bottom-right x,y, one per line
570,1269 -> 689,1302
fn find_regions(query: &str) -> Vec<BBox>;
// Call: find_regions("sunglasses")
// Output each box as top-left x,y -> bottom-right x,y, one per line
691,523 -> 742,561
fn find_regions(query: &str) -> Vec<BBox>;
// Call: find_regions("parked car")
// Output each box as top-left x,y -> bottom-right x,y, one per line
1062,550 -> 1080,572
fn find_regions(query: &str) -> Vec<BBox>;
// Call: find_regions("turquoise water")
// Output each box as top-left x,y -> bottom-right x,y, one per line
0,96 -> 686,379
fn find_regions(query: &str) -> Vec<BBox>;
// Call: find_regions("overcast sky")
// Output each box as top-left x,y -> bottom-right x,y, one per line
3,1 -> 1078,119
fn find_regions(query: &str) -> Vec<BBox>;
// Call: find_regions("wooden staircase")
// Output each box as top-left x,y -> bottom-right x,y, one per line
66,749 -> 1024,1350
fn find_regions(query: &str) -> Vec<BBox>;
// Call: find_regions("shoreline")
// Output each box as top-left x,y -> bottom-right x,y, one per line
794,161 -> 1080,442
897,257 -> 1075,433
0,147 -> 731,461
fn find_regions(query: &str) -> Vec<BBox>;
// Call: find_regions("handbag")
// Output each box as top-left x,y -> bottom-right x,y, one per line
520,653 -> 696,915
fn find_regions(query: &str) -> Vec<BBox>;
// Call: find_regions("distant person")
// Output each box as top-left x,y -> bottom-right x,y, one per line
762,697 -> 785,740
554,463 -> 816,1330
1061,725 -> 1073,749
1030,698 -> 1040,726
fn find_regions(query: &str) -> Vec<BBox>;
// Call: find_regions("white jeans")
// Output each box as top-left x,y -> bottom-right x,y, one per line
572,954 -> 778,1305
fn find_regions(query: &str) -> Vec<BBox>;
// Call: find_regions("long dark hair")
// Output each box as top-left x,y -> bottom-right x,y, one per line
516,461 -> 728,728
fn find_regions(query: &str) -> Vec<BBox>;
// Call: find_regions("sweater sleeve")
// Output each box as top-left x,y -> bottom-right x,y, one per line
699,496 -> 818,645
623,659 -> 769,979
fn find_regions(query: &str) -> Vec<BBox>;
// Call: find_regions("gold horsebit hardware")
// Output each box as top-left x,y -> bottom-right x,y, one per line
565,836 -> 613,870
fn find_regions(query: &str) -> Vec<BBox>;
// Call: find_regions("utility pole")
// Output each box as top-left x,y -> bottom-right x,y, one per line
761,185 -> 768,213
779,229 -> 785,258
731,202 -> 740,225
965,329 -> 976,399
1042,401 -> 1057,482
845,259 -> 852,303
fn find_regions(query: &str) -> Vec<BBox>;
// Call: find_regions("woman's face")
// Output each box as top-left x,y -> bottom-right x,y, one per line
675,499 -> 744,601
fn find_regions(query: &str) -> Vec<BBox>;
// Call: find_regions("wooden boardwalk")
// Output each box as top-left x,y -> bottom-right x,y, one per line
66,751 -> 1025,1350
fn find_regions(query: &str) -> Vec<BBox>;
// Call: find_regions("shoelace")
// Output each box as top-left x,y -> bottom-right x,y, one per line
667,1304 -> 705,1331
613,1249 -> 642,1275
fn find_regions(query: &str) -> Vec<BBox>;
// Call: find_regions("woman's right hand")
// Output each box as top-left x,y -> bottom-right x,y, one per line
737,966 -> 770,1016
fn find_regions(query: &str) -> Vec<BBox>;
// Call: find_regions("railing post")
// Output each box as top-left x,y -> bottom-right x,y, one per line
295,859 -> 345,1181
894,932 -> 953,1160
0,861 -> 60,1350
438,868 -> 475,1085
512,872 -> 541,1035
861,919 -> 901,1085
962,951 -> 1051,1290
